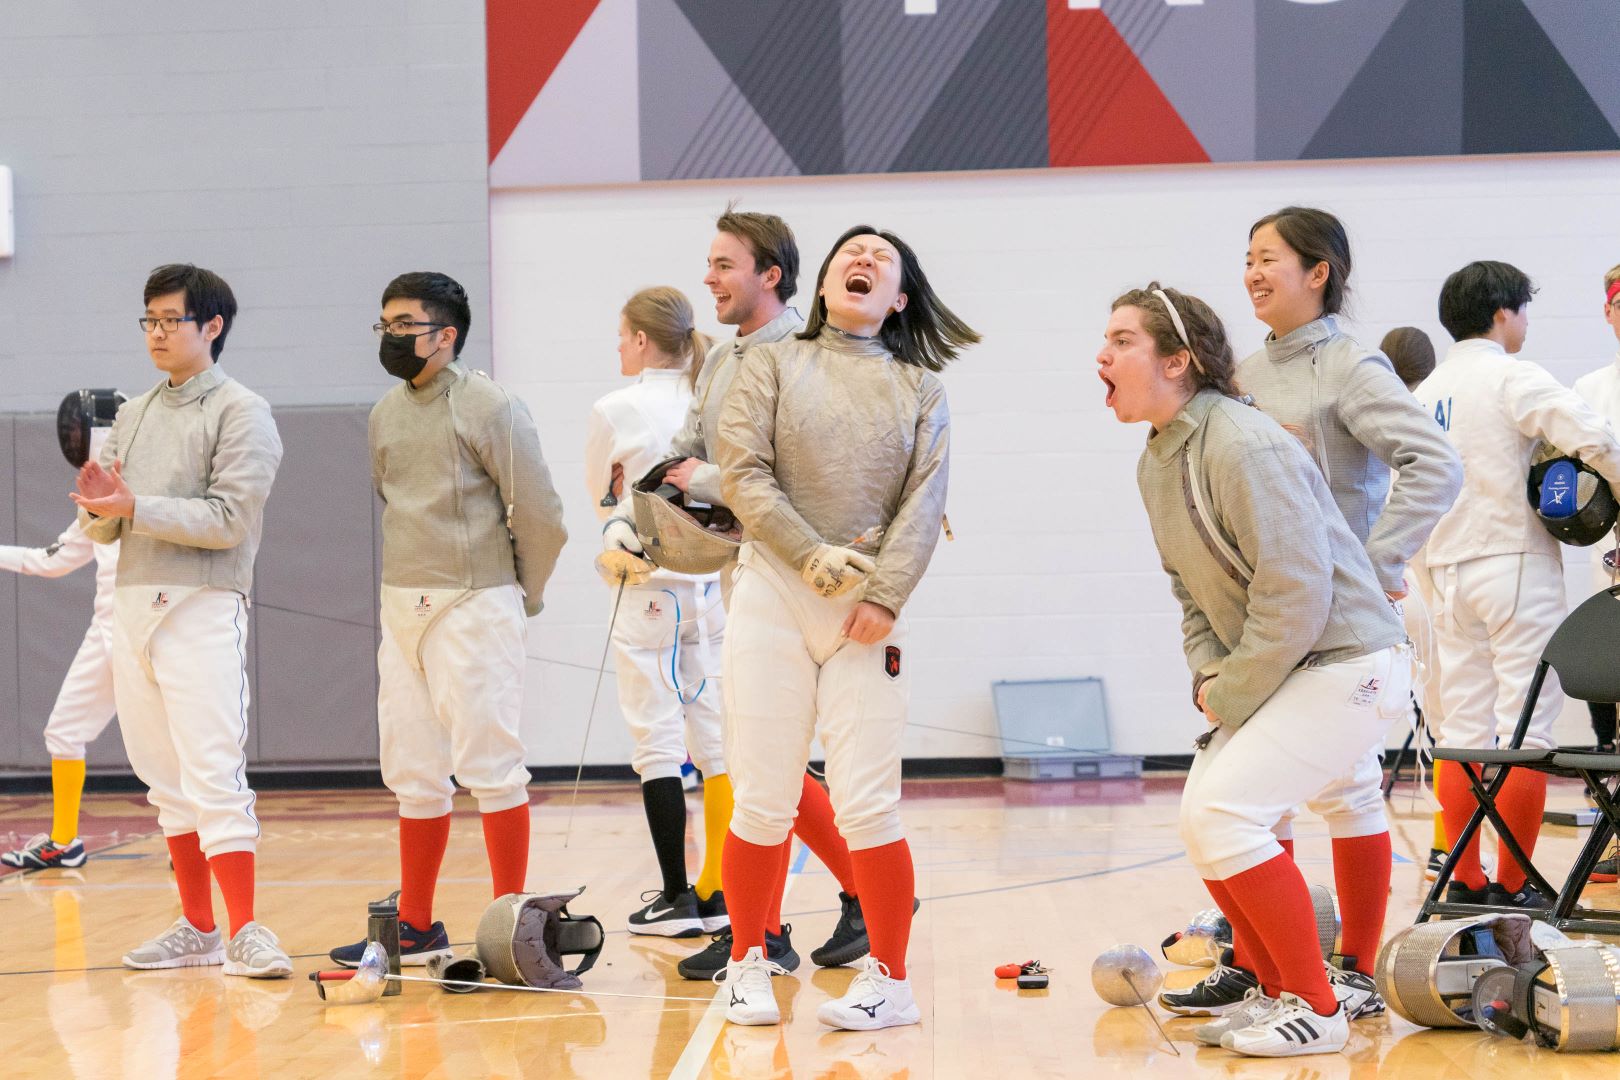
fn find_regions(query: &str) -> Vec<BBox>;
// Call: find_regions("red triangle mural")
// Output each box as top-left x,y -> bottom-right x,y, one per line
1046,3 -> 1208,167
487,0 -> 601,163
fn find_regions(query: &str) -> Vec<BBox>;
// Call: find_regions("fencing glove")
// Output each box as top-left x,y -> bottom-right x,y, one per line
598,519 -> 653,585
801,544 -> 876,599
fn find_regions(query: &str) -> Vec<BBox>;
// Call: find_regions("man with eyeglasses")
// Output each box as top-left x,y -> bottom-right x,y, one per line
328,272 -> 566,968
72,263 -> 288,977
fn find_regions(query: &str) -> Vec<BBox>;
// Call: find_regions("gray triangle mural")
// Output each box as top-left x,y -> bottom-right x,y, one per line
1462,0 -> 1620,154
1120,0 -> 1257,163
1255,0 -> 1409,160
890,0 -> 1047,175
839,0 -> 1000,175
673,0 -> 843,176
1520,0 -> 1620,138
638,0 -> 799,181
1303,0 -> 1464,160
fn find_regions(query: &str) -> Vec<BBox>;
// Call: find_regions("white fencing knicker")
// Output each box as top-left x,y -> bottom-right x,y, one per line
611,575 -> 725,782
378,584 -> 532,819
111,585 -> 258,857
722,542 -> 909,852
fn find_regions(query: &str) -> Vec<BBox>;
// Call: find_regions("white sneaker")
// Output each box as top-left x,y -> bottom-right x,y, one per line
1193,987 -> 1277,1046
816,957 -> 921,1031
1221,992 -> 1347,1057
122,916 -> 224,970
1325,961 -> 1384,1019
224,921 -> 293,979
718,946 -> 787,1026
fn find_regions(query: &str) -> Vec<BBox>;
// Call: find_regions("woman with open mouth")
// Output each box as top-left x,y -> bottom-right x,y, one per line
1100,282 -> 1410,1058
713,225 -> 978,1032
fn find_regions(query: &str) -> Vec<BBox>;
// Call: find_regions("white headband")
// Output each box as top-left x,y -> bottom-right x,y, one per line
1151,289 -> 1205,375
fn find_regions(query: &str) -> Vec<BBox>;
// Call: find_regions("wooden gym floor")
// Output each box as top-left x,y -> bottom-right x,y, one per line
3,775 -> 1618,1079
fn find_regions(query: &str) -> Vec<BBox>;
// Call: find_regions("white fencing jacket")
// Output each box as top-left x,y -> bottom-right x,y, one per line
1415,338 -> 1620,567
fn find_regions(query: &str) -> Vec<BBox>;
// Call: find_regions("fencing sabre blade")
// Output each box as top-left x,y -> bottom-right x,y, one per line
1121,971 -> 1181,1056
563,569 -> 628,848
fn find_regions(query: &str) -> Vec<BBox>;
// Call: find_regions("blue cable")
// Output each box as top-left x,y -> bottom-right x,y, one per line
661,585 -> 708,704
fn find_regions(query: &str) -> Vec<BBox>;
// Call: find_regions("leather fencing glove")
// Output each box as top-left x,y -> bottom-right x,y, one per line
801,544 -> 876,600
597,519 -> 654,586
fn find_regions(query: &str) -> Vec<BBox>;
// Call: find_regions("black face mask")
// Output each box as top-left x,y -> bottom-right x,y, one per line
379,334 -> 431,381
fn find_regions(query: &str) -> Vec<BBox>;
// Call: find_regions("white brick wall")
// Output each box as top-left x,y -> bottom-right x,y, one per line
0,2 -> 491,411
492,153 -> 1620,763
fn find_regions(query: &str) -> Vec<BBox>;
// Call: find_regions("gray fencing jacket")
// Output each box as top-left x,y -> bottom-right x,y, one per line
1237,316 -> 1462,593
79,366 -> 282,596
717,326 -> 949,617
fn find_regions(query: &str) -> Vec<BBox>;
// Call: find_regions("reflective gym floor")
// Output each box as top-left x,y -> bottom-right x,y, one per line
3,775 -> 1618,1079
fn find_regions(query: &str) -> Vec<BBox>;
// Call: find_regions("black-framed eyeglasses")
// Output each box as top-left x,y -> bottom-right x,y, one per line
138,316 -> 197,333
373,320 -> 449,338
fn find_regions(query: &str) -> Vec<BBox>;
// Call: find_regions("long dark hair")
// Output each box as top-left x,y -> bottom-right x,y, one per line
799,224 -> 980,371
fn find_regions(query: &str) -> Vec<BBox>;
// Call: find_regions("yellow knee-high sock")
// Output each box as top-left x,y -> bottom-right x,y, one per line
694,773 -> 734,900
1431,760 -> 1449,851
51,758 -> 87,845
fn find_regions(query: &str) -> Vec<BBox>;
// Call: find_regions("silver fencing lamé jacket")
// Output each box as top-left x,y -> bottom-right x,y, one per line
716,326 -> 950,616
1237,316 -> 1462,593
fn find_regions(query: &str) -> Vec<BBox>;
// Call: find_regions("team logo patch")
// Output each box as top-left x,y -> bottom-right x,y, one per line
415,595 -> 432,617
884,645 -> 902,680
150,591 -> 169,611
642,600 -> 663,619
1348,676 -> 1381,708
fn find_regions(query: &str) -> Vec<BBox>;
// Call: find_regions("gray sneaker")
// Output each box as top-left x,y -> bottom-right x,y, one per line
224,921 -> 292,979
1193,987 -> 1277,1046
122,916 -> 224,970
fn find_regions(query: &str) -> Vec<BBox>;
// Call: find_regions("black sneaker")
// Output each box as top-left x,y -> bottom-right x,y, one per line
0,833 -> 87,871
1488,881 -> 1554,910
1592,838 -> 1618,884
810,892 -> 922,968
677,924 -> 799,980
329,917 -> 451,967
627,887 -> 706,937
1444,880 -> 1490,904
1325,961 -> 1384,1019
1425,848 -> 1447,881
695,889 -> 729,933
1157,963 -> 1260,1016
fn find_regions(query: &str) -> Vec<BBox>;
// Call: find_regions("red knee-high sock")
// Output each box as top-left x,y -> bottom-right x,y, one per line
1220,854 -> 1336,1015
1438,761 -> 1489,890
764,838 -> 793,936
1494,770 -> 1549,893
167,832 -> 216,934
849,839 -> 916,980
209,851 -> 255,938
399,814 -> 452,929
793,774 -> 857,895
481,804 -> 530,898
725,832 -> 788,960
1205,878 -> 1281,994
1331,832 -> 1391,974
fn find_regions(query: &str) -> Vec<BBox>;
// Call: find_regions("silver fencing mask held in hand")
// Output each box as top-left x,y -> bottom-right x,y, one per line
1527,441 -> 1620,547
630,457 -> 743,575
475,890 -> 605,990
57,388 -> 125,468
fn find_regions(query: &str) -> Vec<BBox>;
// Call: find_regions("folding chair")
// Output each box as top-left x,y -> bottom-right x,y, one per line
1383,696 -> 1434,799
1418,585 -> 1620,934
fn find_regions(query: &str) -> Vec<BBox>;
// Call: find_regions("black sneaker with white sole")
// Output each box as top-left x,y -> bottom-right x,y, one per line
811,892 -> 922,968
1488,881 -> 1554,910
1444,880 -> 1490,904
627,887 -> 706,937
1425,848 -> 1446,881
695,889 -> 729,932
1325,962 -> 1384,1019
677,924 -> 800,980
1157,962 -> 1260,1016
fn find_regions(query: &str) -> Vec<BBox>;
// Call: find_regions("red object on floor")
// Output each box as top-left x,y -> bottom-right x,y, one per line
399,814 -> 453,929
793,774 -> 857,895
849,839 -> 916,980
1331,832 -> 1392,974
167,832 -> 216,934
1493,770 -> 1549,893
1438,761 -> 1490,891
724,831 -> 790,960
210,850 -> 256,938
1219,854 -> 1336,1015
482,804 -> 531,897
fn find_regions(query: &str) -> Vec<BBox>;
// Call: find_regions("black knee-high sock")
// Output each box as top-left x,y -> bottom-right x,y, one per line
1590,702 -> 1618,748
642,777 -> 689,899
